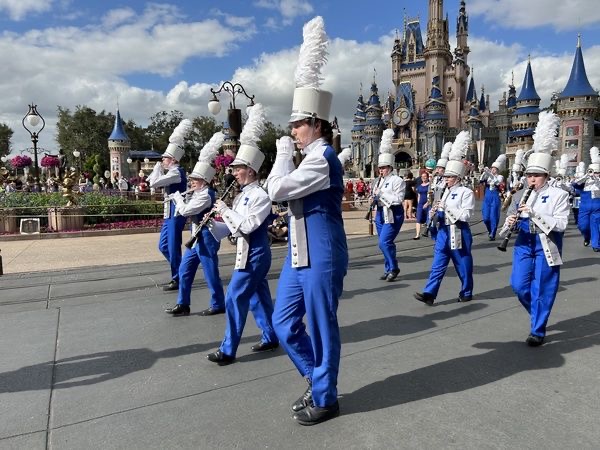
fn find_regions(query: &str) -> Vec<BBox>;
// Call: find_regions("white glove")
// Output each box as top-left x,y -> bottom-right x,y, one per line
276,136 -> 295,159
214,200 -> 228,214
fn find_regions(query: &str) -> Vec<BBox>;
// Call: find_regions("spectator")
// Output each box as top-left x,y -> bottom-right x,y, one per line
403,172 -> 416,219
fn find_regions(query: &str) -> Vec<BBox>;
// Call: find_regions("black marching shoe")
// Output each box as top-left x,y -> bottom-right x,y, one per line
198,307 -> 225,316
488,235 -> 496,241
293,401 -> 340,426
386,269 -> 400,282
379,272 -> 389,281
206,350 -> 235,365
583,240 -> 590,247
162,280 -> 179,291
526,334 -> 544,347
165,304 -> 190,316
458,295 -> 473,303
414,292 -> 435,306
593,248 -> 600,253
251,341 -> 279,352
291,381 -> 312,412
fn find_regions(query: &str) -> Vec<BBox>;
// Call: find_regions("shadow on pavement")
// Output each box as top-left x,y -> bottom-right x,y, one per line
341,311 -> 600,415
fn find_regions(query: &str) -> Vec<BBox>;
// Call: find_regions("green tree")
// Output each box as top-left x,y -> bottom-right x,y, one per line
259,121 -> 288,175
0,123 -> 14,158
126,120 -> 152,151
188,116 -> 222,169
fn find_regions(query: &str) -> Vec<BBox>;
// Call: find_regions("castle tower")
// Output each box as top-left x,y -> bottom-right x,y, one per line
506,71 -> 517,111
351,90 -> 367,176
456,0 -> 470,60
556,35 -> 599,167
363,78 -> 385,175
424,75 -> 448,160
108,108 -> 131,179
424,0 -> 452,113
391,30 -> 403,88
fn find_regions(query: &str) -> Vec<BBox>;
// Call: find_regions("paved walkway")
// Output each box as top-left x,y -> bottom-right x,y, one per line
0,209 -> 416,274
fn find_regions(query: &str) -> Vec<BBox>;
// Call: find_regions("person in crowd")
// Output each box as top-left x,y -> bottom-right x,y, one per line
371,128 -> 406,282
355,177 -> 366,205
164,132 -> 226,317
479,154 -> 506,240
415,131 -> 474,306
206,104 -> 279,365
266,16 -> 348,426
148,119 -> 191,291
403,171 -> 416,220
414,171 -> 430,240
502,111 -> 570,346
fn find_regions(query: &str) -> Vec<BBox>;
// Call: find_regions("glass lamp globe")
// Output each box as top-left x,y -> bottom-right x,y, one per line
26,114 -> 41,127
73,150 -> 80,158
208,98 -> 221,115
127,157 -> 132,164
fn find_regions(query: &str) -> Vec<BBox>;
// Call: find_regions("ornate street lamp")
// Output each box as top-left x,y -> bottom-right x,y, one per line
22,104 -> 45,189
207,81 -> 255,147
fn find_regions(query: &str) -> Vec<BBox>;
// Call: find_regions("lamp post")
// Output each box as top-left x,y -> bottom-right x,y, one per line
73,150 -> 81,177
207,81 -> 255,147
22,104 -> 45,190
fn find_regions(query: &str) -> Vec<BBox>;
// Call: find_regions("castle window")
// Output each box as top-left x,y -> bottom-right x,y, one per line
586,96 -> 591,101
570,98 -> 574,102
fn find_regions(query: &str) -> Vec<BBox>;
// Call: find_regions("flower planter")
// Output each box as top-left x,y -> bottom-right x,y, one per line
48,207 -> 84,232
0,208 -> 18,234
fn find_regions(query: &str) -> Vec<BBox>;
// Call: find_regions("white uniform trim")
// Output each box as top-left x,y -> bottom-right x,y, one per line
439,184 -> 475,250
376,173 -> 405,224
147,162 -> 182,189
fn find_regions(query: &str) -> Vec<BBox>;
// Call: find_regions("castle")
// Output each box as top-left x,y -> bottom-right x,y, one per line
350,0 -> 599,178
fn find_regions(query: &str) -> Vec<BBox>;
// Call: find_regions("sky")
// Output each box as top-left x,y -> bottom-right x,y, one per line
1,0 -> 599,156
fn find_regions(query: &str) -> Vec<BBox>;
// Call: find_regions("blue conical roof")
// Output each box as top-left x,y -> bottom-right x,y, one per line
466,76 -> 476,103
108,109 -> 129,141
560,39 -> 597,98
516,61 -> 540,102
479,91 -> 486,111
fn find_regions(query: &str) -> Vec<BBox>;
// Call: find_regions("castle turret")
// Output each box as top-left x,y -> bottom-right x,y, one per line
391,30 -> 403,88
556,35 -> 599,166
424,75 -> 448,159
456,0 -> 470,60
364,78 -> 386,175
506,71 -> 517,110
351,90 -> 367,175
509,59 -> 541,149
108,108 -> 131,179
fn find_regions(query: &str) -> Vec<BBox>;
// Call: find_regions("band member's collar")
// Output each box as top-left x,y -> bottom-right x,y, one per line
302,137 -> 327,156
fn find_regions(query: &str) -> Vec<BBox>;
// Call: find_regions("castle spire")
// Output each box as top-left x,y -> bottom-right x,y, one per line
109,108 -> 129,142
559,35 -> 597,98
516,59 -> 540,102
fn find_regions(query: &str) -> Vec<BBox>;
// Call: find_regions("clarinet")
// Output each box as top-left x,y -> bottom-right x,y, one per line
184,181 -> 237,249
497,185 -> 535,252
364,177 -> 383,221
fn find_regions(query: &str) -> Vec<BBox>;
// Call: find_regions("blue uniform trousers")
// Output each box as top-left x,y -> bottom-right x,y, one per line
176,227 -> 224,310
510,228 -> 563,337
482,188 -> 501,238
273,212 -> 348,408
374,205 -> 404,273
577,193 -> 600,249
424,222 -> 473,299
158,212 -> 187,282
220,242 -> 277,358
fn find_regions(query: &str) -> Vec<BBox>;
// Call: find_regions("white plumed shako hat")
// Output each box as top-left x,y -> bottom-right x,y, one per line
589,146 -> 600,172
190,131 -> 224,182
231,103 -> 266,173
436,142 -> 452,169
525,110 -> 559,174
444,131 -> 471,178
491,154 -> 506,170
377,129 -> 395,167
289,17 -> 332,123
163,119 -> 192,162
512,149 -> 525,172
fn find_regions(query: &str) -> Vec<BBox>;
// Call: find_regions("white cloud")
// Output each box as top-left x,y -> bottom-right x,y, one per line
101,7 -> 136,29
254,0 -> 313,26
469,0 -> 600,31
0,0 -> 53,21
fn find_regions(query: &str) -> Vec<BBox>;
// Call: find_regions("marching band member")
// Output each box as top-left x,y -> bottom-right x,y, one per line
206,104 -> 278,365
372,128 -> 406,281
414,131 -> 475,305
164,132 -> 225,317
502,111 -> 570,346
423,147 -> 450,239
148,119 -> 191,291
267,16 -> 348,426
479,153 -> 506,240
572,147 -> 600,250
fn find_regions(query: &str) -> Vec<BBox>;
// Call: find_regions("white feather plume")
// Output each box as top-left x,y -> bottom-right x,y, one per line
294,16 -> 328,89
338,147 -> 352,165
493,154 -> 507,169
240,103 -> 266,148
379,128 -> 394,154
590,146 -> 600,164
554,159 -> 560,171
559,153 -> 570,170
532,110 -> 560,154
449,131 -> 471,161
576,161 -> 586,176
440,142 -> 452,160
199,131 -> 224,164
514,148 -> 525,167
169,119 -> 193,147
